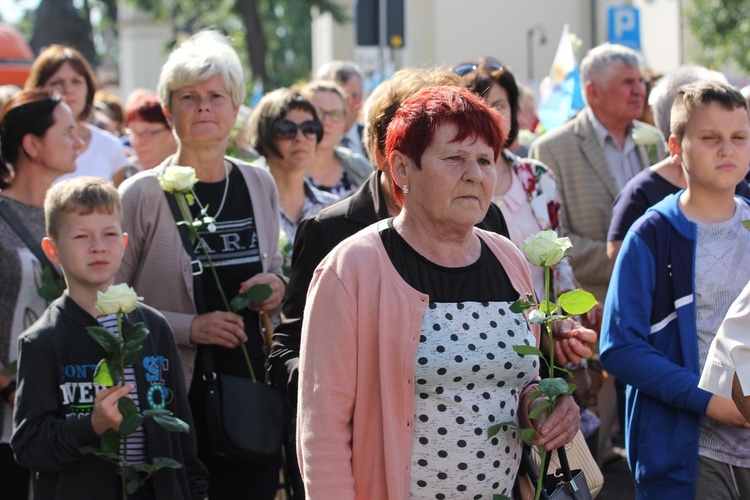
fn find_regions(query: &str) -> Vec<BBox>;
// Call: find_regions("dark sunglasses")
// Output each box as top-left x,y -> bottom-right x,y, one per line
272,119 -> 323,142
451,61 -> 504,77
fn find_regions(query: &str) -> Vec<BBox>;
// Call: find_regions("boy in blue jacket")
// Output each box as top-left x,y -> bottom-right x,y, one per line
601,80 -> 750,499
11,177 -> 207,499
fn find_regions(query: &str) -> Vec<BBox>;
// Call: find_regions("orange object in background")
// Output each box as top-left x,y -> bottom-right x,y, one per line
0,23 -> 34,86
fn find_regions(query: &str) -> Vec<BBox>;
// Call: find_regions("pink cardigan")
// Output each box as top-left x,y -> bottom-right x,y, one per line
297,221 -> 539,499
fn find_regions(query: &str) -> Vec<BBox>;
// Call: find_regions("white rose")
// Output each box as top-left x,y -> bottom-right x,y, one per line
631,127 -> 662,147
95,284 -> 143,315
528,309 -> 547,325
158,166 -> 199,194
523,230 -> 573,267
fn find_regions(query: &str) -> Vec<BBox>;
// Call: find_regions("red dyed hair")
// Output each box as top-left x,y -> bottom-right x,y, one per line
384,86 -> 505,205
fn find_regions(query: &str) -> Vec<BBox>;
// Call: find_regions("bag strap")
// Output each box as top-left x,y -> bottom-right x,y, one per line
0,197 -> 61,281
521,443 -> 577,500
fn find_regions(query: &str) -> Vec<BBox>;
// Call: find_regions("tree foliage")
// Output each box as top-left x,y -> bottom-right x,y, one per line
130,0 -> 348,91
686,0 -> 750,73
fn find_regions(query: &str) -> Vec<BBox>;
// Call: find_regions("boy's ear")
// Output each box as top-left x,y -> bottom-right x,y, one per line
41,237 -> 61,265
668,135 -> 681,157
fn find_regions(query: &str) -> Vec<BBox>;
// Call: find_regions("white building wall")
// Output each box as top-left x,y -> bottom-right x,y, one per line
117,3 -> 172,102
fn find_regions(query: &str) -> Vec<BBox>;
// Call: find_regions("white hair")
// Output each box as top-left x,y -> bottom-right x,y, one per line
580,43 -> 643,86
648,65 -> 727,140
157,30 -> 246,109
314,60 -> 364,87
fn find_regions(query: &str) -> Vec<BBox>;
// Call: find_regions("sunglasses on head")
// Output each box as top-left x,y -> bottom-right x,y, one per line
452,61 -> 505,77
272,119 -> 323,142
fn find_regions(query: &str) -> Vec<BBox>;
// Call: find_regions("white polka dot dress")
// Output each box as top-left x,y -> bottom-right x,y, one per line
409,301 -> 537,499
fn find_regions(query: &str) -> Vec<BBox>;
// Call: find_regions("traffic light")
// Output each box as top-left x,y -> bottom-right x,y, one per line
356,0 -> 405,48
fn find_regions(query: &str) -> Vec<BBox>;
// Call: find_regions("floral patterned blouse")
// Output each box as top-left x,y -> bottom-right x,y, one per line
492,149 -> 576,298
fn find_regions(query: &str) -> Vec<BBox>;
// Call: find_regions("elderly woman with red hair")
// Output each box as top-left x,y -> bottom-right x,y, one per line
297,86 -> 580,499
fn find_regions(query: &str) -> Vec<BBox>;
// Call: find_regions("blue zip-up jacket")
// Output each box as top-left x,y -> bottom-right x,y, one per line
600,192 -> 741,499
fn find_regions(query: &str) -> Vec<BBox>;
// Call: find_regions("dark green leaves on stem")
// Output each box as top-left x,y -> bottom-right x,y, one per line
37,266 -> 66,302
230,283 -> 273,311
509,293 -> 535,314
153,414 -> 190,434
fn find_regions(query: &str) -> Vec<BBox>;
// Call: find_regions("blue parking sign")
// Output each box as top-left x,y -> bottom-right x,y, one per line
608,6 -> 641,50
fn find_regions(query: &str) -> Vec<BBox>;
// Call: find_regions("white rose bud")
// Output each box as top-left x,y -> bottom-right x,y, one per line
95,284 -> 143,315
528,309 -> 547,325
631,127 -> 662,147
523,230 -> 573,267
158,166 -> 199,194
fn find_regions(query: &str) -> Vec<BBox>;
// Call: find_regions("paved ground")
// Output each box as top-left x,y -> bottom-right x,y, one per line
598,456 -> 635,499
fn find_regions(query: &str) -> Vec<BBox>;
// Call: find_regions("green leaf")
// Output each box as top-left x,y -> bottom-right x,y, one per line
529,400 -> 552,419
153,414 -> 190,434
1,360 -> 17,376
565,383 -> 577,395
37,266 -> 66,302
493,495 -> 511,500
124,466 -> 141,481
509,299 -> 534,314
124,323 -> 149,344
149,457 -> 184,471
120,414 -> 145,437
743,220 -> 750,231
539,377 -> 571,398
557,289 -> 598,315
93,359 -> 115,387
513,345 -> 544,358
521,427 -> 536,445
118,397 -> 138,417
529,390 -> 544,401
143,408 -> 171,418
100,428 -> 120,454
126,479 -> 142,495
487,420 -> 515,439
85,326 -> 120,356
185,193 -> 195,206
123,346 -> 144,367
539,299 -> 557,315
229,284 -> 273,311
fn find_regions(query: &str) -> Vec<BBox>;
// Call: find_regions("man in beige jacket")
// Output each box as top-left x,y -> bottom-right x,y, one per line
529,43 -> 665,312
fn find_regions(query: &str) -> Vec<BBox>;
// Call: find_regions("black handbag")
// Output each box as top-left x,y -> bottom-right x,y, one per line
202,347 -> 287,461
516,443 -> 593,500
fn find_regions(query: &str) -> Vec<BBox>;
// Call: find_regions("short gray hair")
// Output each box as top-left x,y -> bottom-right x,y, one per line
314,60 -> 364,87
157,30 -> 246,109
649,65 -> 727,139
580,43 -> 643,86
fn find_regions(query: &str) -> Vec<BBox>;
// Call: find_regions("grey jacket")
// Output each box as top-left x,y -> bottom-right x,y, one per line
117,156 -> 284,385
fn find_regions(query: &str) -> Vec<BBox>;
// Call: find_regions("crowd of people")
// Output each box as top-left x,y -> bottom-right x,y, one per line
1,27 -> 750,500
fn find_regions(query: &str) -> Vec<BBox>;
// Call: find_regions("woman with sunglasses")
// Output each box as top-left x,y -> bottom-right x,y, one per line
247,88 -> 338,257
117,31 -> 286,499
299,80 -> 372,197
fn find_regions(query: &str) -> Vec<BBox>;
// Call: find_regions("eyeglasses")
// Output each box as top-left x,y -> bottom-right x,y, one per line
316,108 -> 346,123
272,119 -> 323,142
126,127 -> 169,141
451,61 -> 505,77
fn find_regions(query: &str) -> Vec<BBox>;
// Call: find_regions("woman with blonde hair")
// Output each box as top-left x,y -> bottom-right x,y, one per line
117,31 -> 285,498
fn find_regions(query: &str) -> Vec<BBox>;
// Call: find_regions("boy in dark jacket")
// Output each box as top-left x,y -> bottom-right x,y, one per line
11,177 -> 207,499
601,81 -> 750,499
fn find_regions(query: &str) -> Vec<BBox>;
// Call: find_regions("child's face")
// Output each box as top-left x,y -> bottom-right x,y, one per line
676,102 -> 750,193
43,210 -> 128,294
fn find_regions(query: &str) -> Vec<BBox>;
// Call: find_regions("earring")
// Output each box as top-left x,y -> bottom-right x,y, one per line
402,184 -> 409,195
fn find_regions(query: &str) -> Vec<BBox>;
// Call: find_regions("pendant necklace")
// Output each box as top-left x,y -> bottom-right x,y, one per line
192,160 -> 229,233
